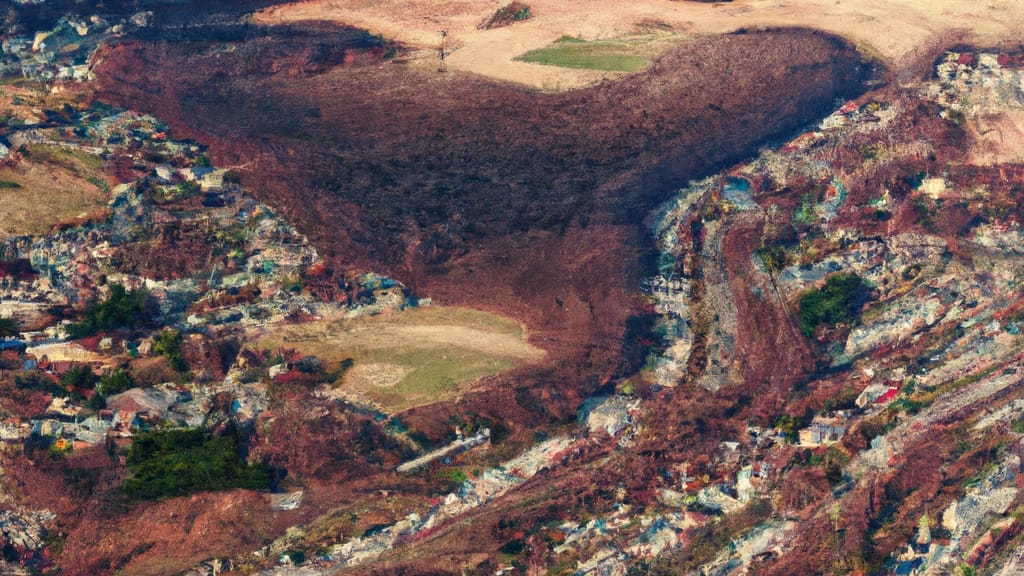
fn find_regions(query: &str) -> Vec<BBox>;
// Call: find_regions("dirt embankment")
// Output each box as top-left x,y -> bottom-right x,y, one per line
92,27 -> 873,406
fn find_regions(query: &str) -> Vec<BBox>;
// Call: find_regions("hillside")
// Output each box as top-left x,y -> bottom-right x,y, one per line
2,1 -> 1024,575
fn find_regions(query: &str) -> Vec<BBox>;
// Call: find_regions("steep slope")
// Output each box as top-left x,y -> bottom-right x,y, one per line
92,25 -> 874,424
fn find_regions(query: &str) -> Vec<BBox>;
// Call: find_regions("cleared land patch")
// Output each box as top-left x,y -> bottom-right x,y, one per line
257,307 -> 545,412
256,0 -> 1024,89
0,151 -> 108,236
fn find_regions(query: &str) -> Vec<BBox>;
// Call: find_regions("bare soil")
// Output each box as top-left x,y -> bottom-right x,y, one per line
255,0 -> 1024,89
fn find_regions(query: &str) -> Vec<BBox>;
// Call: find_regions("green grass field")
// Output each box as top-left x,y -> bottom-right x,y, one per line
353,348 -> 515,411
514,34 -> 678,72
257,306 -> 544,412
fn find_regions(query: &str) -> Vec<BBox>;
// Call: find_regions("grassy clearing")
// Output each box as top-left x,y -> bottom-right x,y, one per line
514,34 -> 677,72
0,157 -> 108,236
22,144 -> 104,175
353,348 -> 514,411
257,306 -> 543,412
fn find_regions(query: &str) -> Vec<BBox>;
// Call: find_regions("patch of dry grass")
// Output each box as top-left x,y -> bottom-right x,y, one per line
0,154 -> 108,236
257,306 -> 545,412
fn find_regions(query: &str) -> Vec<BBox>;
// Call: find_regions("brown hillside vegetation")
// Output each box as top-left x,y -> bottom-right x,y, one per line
92,26 -> 874,419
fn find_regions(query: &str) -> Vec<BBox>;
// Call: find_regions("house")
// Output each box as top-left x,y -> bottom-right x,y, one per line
30,419 -> 63,438
154,164 -> 175,182
800,414 -> 848,445
180,166 -> 214,182
0,339 -> 26,353
44,397 -> 80,419
0,421 -> 25,442
894,557 -> 923,576
752,461 -> 770,480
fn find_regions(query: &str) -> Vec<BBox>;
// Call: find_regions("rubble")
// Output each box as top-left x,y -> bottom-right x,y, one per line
271,491 -> 304,512
0,508 -> 54,558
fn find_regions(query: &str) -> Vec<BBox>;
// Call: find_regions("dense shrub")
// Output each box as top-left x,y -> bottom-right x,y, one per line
122,427 -> 269,500
87,369 -> 135,409
480,2 -> 531,29
0,316 -> 18,338
798,273 -> 870,337
153,329 -> 187,372
16,371 -> 68,398
61,365 -> 97,391
68,284 -> 152,337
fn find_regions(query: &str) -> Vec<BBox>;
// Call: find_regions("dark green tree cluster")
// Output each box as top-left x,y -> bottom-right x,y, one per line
122,427 -> 269,500
798,273 -> 870,337
0,316 -> 18,338
16,371 -> 69,398
68,284 -> 152,338
482,1 -> 531,28
61,365 -> 97,391
87,369 -> 135,409
153,329 -> 187,372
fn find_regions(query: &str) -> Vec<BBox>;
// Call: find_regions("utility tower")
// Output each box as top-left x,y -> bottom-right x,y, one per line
439,29 -> 448,72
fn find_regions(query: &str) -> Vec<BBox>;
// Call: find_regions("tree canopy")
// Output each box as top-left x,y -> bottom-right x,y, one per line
798,273 -> 870,337
68,284 -> 152,337
122,427 -> 269,500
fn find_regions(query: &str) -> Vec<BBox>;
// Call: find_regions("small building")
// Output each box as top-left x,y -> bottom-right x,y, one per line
800,414 -> 848,445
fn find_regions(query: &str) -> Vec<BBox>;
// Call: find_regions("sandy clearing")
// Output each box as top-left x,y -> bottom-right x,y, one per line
275,320 -> 545,362
970,111 -> 1024,166
254,0 -> 1024,89
265,308 -> 545,411
28,342 -> 109,363
0,161 -> 106,236
389,324 -> 545,361
345,362 -> 412,388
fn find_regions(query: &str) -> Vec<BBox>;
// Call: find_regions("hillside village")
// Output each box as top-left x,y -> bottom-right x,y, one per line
3,3 -> 1024,576
0,19 -> 434,570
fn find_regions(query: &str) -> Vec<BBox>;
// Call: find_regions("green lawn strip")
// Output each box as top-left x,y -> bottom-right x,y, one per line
515,36 -> 652,72
355,348 -> 514,411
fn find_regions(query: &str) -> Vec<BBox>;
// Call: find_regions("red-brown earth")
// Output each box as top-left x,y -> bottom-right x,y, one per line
1,17 -> 881,576
92,24 -> 874,418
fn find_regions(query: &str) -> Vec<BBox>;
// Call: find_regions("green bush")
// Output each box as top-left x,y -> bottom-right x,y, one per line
757,243 -> 789,274
798,273 -> 869,337
88,369 -> 136,409
61,365 -> 97,390
68,284 -> 152,338
481,1 -> 532,29
153,329 -> 187,372
0,316 -> 17,338
774,413 -> 805,442
122,427 -> 269,500
16,371 -> 69,398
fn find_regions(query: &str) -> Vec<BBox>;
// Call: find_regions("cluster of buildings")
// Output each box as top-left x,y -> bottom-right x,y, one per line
0,10 -> 155,81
